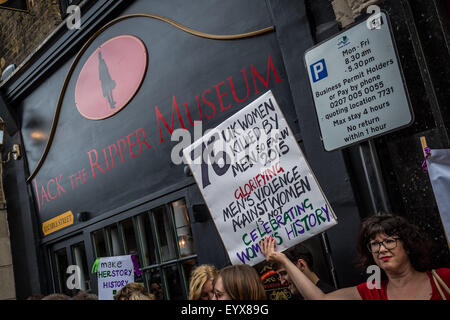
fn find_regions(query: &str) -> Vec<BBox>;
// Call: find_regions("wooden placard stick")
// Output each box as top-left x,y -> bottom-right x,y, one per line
420,136 -> 428,157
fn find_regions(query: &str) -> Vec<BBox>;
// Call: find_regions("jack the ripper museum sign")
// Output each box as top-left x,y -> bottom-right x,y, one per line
184,91 -> 338,265
27,8 -> 301,235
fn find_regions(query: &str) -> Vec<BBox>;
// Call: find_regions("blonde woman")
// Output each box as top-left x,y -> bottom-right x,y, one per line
189,264 -> 218,300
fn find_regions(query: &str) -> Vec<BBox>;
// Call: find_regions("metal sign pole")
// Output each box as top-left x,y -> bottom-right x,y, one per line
358,140 -> 392,215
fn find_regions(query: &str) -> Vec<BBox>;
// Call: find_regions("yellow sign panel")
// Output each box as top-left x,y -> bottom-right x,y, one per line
42,211 -> 74,236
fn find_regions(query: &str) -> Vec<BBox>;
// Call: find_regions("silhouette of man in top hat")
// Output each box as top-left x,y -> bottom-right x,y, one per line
98,51 -> 116,109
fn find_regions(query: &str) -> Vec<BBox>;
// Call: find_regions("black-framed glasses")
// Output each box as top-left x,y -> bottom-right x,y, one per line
367,237 -> 400,253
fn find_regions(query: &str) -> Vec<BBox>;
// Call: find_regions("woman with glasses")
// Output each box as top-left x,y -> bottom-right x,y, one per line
261,214 -> 450,300
188,264 -> 218,300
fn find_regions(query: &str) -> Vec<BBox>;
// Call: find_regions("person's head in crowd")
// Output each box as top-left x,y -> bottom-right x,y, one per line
114,282 -> 155,300
212,264 -> 266,300
357,213 -> 433,277
189,264 -> 218,300
42,293 -> 70,300
71,290 -> 98,300
149,282 -> 164,300
271,244 -> 313,294
271,244 -> 334,296
26,294 -> 44,300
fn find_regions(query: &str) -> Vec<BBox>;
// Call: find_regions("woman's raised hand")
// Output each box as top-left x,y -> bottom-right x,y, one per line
260,236 -> 287,265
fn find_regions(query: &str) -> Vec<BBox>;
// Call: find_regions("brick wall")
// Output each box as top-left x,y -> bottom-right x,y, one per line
0,0 -> 62,77
0,0 -> 62,299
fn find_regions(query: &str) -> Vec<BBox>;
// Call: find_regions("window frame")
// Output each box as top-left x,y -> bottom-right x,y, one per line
47,233 -> 92,296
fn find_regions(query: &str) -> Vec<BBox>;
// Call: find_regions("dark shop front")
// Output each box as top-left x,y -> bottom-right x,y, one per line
0,0 -> 449,300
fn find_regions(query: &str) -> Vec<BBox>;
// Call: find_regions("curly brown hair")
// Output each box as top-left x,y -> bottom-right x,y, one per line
114,282 -> 155,300
356,214 -> 432,273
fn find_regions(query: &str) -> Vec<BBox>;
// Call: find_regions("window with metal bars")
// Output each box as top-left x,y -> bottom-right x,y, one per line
91,198 -> 197,300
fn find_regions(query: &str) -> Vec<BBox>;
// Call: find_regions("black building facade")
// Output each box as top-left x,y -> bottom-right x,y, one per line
0,0 -> 449,299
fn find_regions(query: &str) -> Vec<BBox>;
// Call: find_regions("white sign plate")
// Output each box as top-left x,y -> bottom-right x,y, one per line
304,12 -> 413,151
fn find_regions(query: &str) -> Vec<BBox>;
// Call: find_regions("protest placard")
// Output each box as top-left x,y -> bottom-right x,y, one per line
96,255 -> 135,300
183,90 -> 338,265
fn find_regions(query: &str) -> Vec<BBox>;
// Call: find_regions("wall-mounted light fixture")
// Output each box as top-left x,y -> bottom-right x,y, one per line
30,130 -> 47,141
2,144 -> 21,164
0,119 -> 22,164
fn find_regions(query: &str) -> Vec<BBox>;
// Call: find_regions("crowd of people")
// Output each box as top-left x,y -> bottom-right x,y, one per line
27,214 -> 450,300
187,214 -> 449,300
261,214 -> 450,300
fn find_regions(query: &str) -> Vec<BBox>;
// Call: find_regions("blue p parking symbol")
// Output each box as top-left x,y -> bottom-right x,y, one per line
310,59 -> 328,83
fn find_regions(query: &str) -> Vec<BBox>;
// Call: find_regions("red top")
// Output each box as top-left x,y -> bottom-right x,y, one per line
356,268 -> 450,300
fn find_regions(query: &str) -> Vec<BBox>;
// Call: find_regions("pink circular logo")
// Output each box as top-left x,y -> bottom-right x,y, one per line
75,35 -> 148,120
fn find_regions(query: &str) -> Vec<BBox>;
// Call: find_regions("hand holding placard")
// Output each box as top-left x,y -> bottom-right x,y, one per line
183,91 -> 338,265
